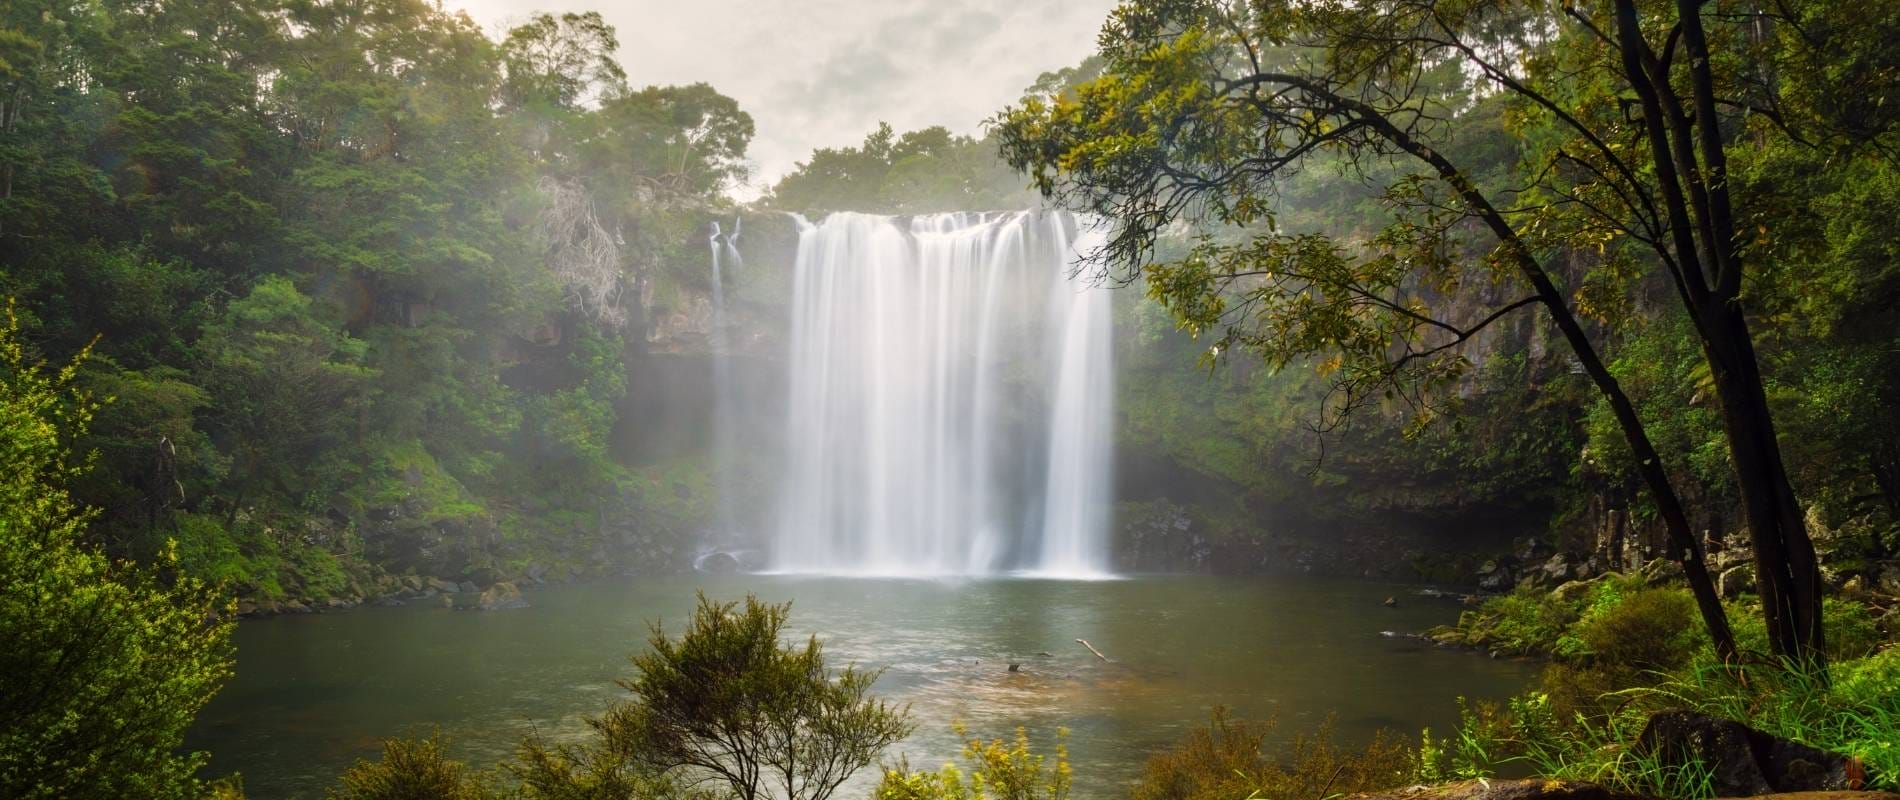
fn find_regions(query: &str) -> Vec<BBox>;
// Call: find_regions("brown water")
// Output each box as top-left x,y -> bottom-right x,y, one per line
187,574 -> 1535,798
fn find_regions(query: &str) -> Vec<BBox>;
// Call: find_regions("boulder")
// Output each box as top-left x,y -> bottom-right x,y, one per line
1641,558 -> 1684,585
1876,561 -> 1900,596
1478,564 -> 1515,592
1541,553 -> 1578,584
1718,564 -> 1757,599
477,581 -> 528,611
1550,576 -> 1603,605
235,600 -> 259,617
1513,537 -> 1552,564
426,577 -> 459,594
1635,710 -> 1867,796
456,580 -> 479,594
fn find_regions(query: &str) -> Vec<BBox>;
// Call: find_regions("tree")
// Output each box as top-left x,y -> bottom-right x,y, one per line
767,123 -> 1036,215
0,302 -> 234,799
568,593 -> 913,800
499,11 -> 626,113
198,276 -> 371,518
995,0 -> 1897,667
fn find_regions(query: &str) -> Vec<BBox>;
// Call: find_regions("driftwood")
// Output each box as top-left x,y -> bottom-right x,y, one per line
1075,638 -> 1108,661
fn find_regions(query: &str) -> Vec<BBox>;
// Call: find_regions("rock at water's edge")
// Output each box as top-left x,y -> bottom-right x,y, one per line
1636,710 -> 1865,796
477,581 -> 528,611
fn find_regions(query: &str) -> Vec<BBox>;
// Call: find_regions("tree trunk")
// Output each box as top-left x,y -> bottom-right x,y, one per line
1699,301 -> 1827,668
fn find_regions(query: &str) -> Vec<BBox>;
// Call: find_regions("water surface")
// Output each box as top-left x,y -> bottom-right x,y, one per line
189,575 -> 1533,798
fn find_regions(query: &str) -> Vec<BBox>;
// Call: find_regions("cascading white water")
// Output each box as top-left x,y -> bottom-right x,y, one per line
772,210 -> 1115,577
708,221 -> 741,536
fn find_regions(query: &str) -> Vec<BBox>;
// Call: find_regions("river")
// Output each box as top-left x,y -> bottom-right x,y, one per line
187,574 -> 1534,798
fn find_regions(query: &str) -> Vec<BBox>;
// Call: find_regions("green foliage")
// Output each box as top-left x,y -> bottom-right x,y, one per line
0,305 -> 234,799
768,123 -> 1037,215
1129,709 -> 1414,800
1730,596 -> 1885,664
1542,588 -> 1703,718
1,0 -> 763,600
1441,587 -> 1899,797
329,733 -> 493,800
877,724 -> 1072,800
526,594 -> 912,800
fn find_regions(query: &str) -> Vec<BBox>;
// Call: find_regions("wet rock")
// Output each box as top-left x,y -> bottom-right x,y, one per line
1641,558 -> 1684,585
401,575 -> 424,593
1477,560 -> 1515,592
1417,588 -> 1470,602
1513,537 -> 1551,564
478,581 -> 528,611
1550,575 -> 1607,605
236,600 -> 259,617
1635,710 -> 1866,796
1719,564 -> 1757,598
456,580 -> 478,594
426,577 -> 459,594
526,563 -> 549,584
283,600 -> 312,614
1876,561 -> 1900,596
1541,553 -> 1578,584
1384,596 -> 1398,607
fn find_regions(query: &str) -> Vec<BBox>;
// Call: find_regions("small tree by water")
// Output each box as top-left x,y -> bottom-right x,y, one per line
590,593 -> 912,800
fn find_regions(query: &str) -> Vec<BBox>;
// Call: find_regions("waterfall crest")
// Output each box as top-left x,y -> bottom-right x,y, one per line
772,210 -> 1114,577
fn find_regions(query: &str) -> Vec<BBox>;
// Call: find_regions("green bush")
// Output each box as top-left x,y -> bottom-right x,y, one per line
533,593 -> 912,800
876,724 -> 1071,800
1130,710 -> 1415,800
1731,596 -> 1883,663
328,734 -> 492,800
1445,650 -> 1900,798
0,305 -> 235,800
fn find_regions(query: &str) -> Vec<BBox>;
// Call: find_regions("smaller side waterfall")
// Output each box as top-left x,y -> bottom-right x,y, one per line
707,220 -> 742,536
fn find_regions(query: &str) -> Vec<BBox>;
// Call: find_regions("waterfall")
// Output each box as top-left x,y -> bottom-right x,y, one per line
708,220 -> 742,537
772,210 -> 1115,577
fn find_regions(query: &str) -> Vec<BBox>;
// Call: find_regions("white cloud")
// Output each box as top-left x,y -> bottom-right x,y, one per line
442,0 -> 1117,199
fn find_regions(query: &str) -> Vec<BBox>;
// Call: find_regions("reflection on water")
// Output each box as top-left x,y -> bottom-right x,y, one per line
188,575 -> 1535,798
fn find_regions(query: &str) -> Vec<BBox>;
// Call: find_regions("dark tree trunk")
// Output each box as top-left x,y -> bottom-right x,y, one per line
1610,0 -> 1826,671
1698,302 -> 1827,667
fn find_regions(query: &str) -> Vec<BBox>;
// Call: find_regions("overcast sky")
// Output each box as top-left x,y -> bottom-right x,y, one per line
441,0 -> 1119,198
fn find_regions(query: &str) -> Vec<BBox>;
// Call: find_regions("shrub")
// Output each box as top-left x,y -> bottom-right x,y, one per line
510,733 -> 689,800
876,724 -> 1071,800
1732,597 -> 1882,663
1542,587 -> 1702,717
0,304 -> 235,800
1131,709 -> 1414,800
1445,649 -> 1900,798
567,593 -> 912,800
328,734 -> 492,800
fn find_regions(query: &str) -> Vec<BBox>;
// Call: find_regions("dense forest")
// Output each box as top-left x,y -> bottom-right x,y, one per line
4,0 -> 1900,797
